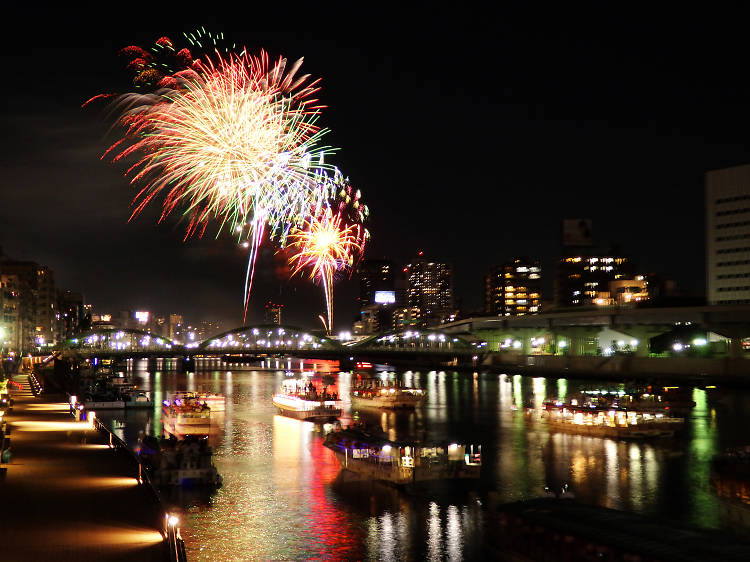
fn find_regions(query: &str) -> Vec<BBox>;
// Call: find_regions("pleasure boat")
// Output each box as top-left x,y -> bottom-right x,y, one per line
162,394 -> 213,439
350,380 -> 425,409
529,400 -> 684,438
272,378 -> 342,422
172,391 -> 226,412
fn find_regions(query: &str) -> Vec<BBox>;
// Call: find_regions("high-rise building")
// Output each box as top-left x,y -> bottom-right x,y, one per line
356,259 -> 395,307
554,253 -> 634,308
485,258 -> 542,316
264,301 -> 283,325
56,290 -> 85,342
706,164 -> 750,304
405,255 -> 453,324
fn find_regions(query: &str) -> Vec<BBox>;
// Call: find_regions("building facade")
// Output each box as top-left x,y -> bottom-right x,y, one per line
356,259 -> 395,307
405,256 -> 453,325
485,258 -> 542,316
56,290 -> 85,342
706,164 -> 750,304
0,274 -> 21,352
554,254 -> 634,308
0,260 -> 58,351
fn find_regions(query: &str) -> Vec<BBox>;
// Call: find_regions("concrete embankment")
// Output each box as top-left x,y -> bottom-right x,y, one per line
484,353 -> 750,384
0,374 -> 168,561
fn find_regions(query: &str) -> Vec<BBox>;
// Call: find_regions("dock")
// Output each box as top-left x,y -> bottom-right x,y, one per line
0,374 -> 170,560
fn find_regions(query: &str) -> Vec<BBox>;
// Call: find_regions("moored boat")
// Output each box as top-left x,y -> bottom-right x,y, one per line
272,378 -> 342,422
138,433 -> 222,488
324,427 -> 481,484
123,390 -> 152,409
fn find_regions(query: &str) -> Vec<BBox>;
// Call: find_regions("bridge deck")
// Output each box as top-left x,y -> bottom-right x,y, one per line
0,375 -> 166,561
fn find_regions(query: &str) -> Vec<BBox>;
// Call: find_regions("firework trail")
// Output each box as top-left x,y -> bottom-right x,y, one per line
287,207 -> 364,334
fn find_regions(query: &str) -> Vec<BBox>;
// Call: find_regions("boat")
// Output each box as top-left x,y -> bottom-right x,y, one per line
138,433 -> 222,488
530,401 -> 684,439
272,378 -> 342,422
161,394 -> 213,439
172,391 -> 226,412
123,390 -> 152,409
577,386 -> 696,414
323,427 -> 481,484
350,380 -> 425,409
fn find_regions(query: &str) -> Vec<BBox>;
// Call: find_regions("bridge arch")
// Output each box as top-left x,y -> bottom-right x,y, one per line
62,328 -> 179,352
199,324 -> 342,352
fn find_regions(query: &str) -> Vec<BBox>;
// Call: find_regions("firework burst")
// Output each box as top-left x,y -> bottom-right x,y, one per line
94,45 -> 337,319
89,32 -> 371,324
287,208 -> 364,334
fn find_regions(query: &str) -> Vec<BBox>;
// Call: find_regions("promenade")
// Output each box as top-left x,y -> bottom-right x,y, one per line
0,375 -> 167,561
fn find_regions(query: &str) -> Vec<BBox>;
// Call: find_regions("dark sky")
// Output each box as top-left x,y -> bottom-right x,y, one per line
2,6 -> 750,329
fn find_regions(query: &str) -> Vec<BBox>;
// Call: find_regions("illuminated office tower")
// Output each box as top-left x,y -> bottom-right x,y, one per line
405,254 -> 453,324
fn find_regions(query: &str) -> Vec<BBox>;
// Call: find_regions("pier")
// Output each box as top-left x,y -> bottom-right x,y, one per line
0,375 -> 170,560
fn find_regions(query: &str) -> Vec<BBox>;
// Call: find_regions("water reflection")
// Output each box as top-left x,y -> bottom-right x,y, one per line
95,364 -> 740,559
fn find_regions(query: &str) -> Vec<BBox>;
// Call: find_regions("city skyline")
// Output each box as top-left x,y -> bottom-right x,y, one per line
3,9 -> 750,328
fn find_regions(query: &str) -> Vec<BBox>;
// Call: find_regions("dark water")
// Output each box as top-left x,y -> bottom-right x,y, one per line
97,362 -> 750,561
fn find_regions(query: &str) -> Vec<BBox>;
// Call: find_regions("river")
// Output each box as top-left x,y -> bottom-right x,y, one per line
97,360 -> 750,560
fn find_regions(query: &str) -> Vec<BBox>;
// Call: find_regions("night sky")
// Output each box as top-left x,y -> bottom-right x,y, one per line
2,7 -> 750,329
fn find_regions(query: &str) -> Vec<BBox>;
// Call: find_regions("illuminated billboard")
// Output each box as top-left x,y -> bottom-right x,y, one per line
374,290 -> 396,304
134,311 -> 150,324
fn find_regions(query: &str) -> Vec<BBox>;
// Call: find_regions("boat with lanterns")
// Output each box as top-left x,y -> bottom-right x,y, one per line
323,427 -> 481,484
530,400 -> 684,439
350,379 -> 425,409
162,394 -> 213,439
272,378 -> 342,422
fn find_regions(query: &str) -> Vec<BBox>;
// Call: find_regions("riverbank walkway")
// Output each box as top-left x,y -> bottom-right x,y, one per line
0,374 -> 167,560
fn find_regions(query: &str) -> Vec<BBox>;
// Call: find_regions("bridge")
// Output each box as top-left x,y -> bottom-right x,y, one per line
57,325 -> 485,369
52,308 -> 750,380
